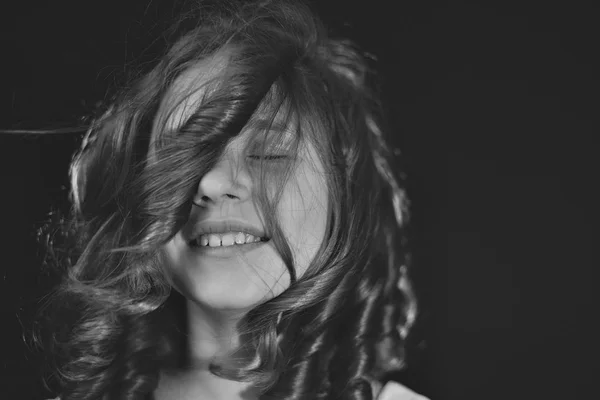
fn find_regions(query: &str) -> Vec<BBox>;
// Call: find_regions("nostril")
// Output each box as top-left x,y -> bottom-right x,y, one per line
192,196 -> 210,207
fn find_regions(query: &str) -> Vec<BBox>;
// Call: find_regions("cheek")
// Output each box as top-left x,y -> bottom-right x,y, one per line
277,164 -> 329,278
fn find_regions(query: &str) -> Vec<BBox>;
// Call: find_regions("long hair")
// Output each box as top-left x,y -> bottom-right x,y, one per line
35,1 -> 417,399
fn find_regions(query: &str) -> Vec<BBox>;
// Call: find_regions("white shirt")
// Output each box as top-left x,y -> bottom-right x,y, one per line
48,381 -> 429,400
376,381 -> 430,400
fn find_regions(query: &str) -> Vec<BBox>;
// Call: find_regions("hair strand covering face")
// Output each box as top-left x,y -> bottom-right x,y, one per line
33,1 -> 418,399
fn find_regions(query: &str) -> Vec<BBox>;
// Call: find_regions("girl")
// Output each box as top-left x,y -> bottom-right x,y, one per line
37,1 -> 428,399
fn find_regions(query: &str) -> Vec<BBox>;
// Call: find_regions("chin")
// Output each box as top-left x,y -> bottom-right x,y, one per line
184,282 -> 271,311
169,263 -> 286,312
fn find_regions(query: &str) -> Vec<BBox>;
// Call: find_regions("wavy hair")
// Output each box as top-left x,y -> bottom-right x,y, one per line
35,1 -> 417,399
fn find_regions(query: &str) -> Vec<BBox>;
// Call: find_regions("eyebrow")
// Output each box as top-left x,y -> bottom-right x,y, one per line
159,115 -> 296,140
246,118 -> 294,133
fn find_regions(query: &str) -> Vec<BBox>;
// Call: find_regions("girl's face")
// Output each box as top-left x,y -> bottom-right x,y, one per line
155,52 -> 329,312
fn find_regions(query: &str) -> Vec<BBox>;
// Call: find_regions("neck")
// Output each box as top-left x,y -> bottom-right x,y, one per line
155,299 -> 259,400
184,299 -> 247,369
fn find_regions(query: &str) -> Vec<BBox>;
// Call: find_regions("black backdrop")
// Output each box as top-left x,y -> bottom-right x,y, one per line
0,1 -> 595,399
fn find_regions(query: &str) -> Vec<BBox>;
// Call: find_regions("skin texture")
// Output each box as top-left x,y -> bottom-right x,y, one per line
151,49 -> 329,399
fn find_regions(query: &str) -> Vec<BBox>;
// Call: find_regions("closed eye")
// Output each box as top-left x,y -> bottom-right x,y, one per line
247,155 -> 289,161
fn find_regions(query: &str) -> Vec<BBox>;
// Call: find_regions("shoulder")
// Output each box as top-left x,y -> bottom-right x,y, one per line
376,381 -> 430,400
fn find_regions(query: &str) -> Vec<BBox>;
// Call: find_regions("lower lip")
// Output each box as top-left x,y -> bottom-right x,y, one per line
187,240 -> 270,258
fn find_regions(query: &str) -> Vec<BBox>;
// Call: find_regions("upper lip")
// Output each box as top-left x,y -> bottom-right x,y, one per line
185,219 -> 268,241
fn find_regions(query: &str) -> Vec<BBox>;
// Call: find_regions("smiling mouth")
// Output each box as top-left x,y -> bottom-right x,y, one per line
187,232 -> 270,248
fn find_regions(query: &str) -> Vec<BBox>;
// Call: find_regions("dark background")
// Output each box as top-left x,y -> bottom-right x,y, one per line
0,0 -> 595,399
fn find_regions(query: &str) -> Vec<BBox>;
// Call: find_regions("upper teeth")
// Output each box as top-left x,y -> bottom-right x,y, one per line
193,232 -> 263,247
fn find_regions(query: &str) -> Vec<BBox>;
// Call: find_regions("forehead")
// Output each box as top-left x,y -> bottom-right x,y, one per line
152,49 -> 301,141
151,50 -> 335,161
153,50 -> 231,135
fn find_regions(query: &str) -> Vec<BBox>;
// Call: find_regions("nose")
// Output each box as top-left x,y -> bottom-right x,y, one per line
193,153 -> 251,207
